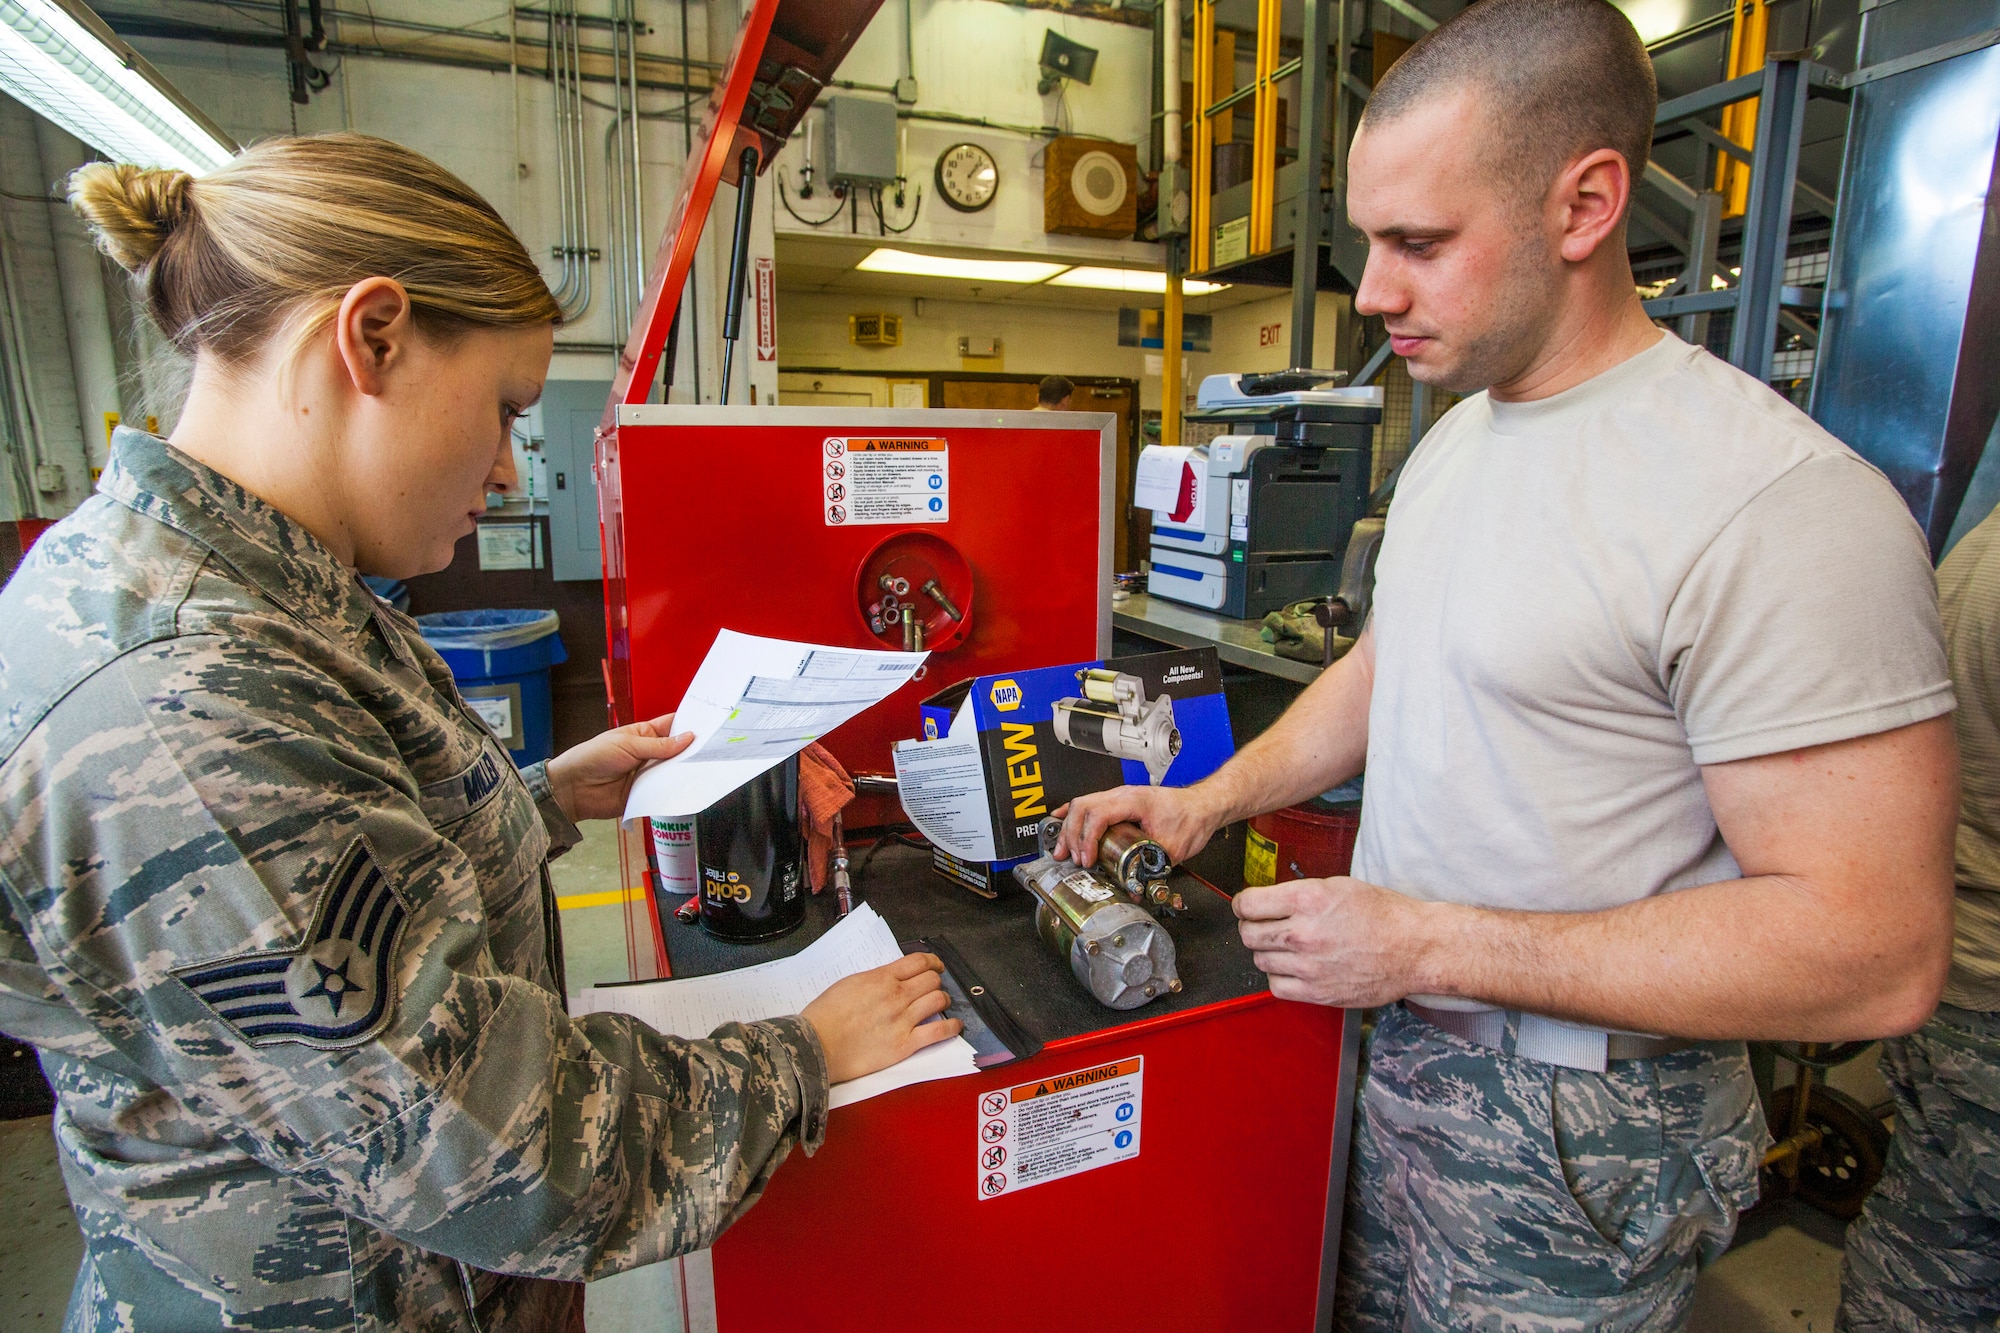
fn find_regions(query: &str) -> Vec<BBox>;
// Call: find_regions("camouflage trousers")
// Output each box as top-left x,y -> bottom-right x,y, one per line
1335,1003 -> 1766,1332
1838,1003 -> 2000,1333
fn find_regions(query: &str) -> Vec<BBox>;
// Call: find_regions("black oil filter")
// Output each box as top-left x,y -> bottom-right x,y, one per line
695,755 -> 805,942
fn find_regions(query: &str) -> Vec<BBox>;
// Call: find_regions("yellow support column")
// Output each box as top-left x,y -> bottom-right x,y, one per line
1716,0 -> 1767,217
1163,265 -> 1184,447
1192,0 -> 1214,273
1249,0 -> 1281,254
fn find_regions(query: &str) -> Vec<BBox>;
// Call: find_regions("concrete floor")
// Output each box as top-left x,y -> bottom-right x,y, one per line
2,1115 -> 82,1327
0,820 -> 1882,1330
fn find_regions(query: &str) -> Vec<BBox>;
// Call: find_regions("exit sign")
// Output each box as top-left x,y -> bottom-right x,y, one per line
1259,322 -> 1282,346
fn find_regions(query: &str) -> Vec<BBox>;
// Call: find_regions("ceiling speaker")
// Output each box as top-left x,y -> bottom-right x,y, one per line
1044,136 -> 1138,239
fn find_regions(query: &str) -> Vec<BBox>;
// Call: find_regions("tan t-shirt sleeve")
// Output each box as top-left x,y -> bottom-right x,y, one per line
1663,452 -> 1955,766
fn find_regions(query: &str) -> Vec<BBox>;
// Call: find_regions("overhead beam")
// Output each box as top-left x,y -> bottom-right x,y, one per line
1376,0 -> 1438,32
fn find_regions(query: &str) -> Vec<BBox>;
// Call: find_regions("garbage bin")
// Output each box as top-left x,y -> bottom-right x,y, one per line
416,610 -> 567,767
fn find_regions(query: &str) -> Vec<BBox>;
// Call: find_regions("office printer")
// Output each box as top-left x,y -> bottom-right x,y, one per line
1139,372 -> 1383,619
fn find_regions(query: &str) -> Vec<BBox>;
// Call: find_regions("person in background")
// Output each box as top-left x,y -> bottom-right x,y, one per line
0,133 -> 959,1332
1059,1 -> 1958,1327
1837,505 -> 2000,1332
1035,374 -> 1074,411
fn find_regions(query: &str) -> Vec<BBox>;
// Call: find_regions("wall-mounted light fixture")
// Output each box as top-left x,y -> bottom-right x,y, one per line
0,0 -> 236,175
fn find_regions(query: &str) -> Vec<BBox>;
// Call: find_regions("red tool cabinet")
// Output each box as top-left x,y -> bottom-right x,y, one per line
582,9 -> 1361,1327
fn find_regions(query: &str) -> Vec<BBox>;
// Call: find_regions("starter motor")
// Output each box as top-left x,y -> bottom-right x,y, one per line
1051,668 -> 1182,784
1012,854 -> 1182,1009
1038,815 -> 1182,913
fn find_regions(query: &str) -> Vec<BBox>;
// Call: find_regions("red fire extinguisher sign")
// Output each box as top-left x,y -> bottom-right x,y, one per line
755,256 -> 775,361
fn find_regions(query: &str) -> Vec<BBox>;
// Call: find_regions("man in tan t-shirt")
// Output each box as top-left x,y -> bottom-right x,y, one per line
1838,506 -> 2000,1331
1059,0 -> 1958,1327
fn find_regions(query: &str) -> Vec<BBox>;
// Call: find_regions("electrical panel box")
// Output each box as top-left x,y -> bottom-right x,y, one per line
537,379 -> 610,582
825,95 -> 899,187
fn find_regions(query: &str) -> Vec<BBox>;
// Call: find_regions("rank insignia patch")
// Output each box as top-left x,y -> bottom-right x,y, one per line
175,841 -> 409,1049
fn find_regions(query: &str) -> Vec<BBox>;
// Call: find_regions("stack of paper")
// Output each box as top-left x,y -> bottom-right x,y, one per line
622,631 -> 927,822
571,905 -> 979,1109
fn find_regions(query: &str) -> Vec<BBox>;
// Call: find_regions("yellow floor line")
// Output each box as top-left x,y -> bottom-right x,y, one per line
556,886 -> 644,911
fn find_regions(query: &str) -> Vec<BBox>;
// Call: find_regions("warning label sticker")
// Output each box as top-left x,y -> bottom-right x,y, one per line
822,437 -> 949,526
975,1056 -> 1142,1200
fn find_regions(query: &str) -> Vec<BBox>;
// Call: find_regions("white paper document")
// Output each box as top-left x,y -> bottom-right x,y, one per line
622,630 -> 926,822
1133,444 -> 1199,519
891,729 -> 997,862
570,905 -> 978,1109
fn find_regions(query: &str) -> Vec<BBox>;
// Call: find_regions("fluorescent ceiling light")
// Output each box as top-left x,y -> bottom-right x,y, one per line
1047,266 -> 1229,296
0,0 -> 236,175
856,248 -> 1069,284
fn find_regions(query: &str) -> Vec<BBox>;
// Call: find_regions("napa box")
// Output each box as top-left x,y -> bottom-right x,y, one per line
894,647 -> 1234,868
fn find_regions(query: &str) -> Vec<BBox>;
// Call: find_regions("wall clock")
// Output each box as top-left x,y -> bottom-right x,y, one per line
935,141 -> 999,213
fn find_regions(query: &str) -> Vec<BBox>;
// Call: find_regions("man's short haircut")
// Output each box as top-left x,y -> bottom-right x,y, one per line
1365,0 -> 1656,198
1038,374 -> 1075,406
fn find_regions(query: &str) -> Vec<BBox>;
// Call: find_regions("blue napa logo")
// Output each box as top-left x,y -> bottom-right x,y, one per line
989,679 -> 1023,712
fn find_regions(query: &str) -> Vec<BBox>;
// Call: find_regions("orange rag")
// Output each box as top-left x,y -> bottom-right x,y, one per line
798,743 -> 856,893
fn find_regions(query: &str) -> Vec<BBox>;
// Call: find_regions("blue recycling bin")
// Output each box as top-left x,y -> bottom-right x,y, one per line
416,610 -> 567,768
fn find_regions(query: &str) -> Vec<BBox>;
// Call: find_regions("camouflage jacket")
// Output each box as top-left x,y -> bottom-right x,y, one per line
0,430 -> 829,1331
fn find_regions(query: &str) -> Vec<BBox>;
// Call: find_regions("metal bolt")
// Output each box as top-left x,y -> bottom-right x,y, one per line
1168,978 -> 1183,992
1144,984 -> 1156,997
1086,940 -> 1101,955
878,573 -> 896,592
902,612 -> 916,652
922,577 -> 964,622
1112,934 -> 1125,948
912,619 -> 926,652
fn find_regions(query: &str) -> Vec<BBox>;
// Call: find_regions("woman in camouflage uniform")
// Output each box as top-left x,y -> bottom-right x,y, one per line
0,133 -> 959,1332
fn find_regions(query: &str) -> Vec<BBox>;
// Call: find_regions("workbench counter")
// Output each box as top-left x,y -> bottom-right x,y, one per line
1114,590 -> 1324,684
659,826 -> 1266,1046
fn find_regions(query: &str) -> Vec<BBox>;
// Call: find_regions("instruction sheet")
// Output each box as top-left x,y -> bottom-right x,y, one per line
975,1056 -> 1143,1200
573,904 -> 978,1109
622,630 -> 926,822
891,703 -> 997,862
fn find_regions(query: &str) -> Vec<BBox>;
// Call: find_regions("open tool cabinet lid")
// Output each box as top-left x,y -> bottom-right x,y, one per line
592,0 -> 888,736
599,0 -> 884,425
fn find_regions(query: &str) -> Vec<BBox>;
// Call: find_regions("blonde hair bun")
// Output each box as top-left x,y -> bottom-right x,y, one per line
68,162 -> 195,275
62,134 -> 556,364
